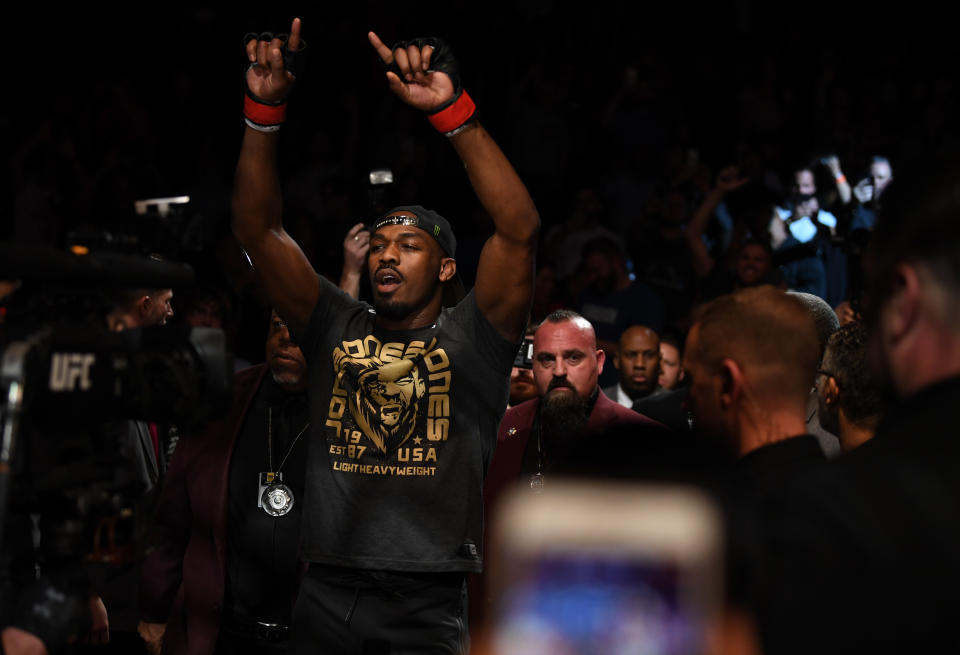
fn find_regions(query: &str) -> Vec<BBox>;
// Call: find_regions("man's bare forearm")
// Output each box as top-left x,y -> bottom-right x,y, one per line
339,270 -> 362,300
230,21 -> 320,334
450,121 -> 539,339
231,127 -> 284,247
450,123 -> 539,245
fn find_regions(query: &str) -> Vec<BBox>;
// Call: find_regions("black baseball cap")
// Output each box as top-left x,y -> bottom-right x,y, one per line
371,205 -> 457,258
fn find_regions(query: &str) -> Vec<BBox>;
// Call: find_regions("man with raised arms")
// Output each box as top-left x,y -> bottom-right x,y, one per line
231,18 -> 539,653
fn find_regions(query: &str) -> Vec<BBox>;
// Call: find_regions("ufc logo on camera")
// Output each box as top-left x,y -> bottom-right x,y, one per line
49,353 -> 95,392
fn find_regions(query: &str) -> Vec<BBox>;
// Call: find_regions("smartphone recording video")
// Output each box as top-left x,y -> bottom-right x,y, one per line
513,337 -> 534,370
490,482 -> 723,655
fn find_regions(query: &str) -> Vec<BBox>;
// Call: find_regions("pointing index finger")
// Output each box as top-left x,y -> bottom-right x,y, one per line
368,31 -> 393,65
287,17 -> 302,51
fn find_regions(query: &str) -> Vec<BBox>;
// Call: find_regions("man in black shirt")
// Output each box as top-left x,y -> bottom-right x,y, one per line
758,157 -> 960,654
139,312 -> 309,655
683,286 -> 825,493
232,19 -> 538,653
815,322 -> 882,453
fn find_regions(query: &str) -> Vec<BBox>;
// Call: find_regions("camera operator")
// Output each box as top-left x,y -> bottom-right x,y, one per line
0,285 -> 176,655
75,287 -> 177,654
1,198 -> 231,654
105,288 -> 174,331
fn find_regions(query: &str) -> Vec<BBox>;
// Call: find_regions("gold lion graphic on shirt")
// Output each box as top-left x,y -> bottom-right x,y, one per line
333,349 -> 427,454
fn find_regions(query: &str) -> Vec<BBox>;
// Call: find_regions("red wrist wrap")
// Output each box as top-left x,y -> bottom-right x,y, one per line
428,90 -> 476,134
244,95 -> 288,126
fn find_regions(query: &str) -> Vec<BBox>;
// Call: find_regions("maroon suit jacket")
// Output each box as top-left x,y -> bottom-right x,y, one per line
470,390 -> 664,631
140,364 -> 267,655
484,390 -> 663,505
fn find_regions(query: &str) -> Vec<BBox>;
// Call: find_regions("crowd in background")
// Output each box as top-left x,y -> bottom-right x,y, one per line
5,4 -> 959,368
4,5 -> 960,653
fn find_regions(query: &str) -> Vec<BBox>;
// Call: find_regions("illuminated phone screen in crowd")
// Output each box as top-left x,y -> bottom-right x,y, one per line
495,552 -> 701,655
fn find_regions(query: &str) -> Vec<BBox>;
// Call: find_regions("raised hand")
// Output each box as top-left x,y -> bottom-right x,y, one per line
794,196 -> 819,219
853,178 -> 873,204
343,222 -> 371,275
245,17 -> 302,104
367,32 -> 455,112
834,300 -> 858,327
715,165 -> 750,193
339,222 -> 371,299
821,154 -> 842,176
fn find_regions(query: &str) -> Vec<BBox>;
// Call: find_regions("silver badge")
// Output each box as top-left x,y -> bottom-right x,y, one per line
261,483 -> 295,516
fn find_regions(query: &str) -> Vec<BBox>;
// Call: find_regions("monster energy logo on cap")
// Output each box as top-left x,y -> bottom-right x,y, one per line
372,205 -> 457,257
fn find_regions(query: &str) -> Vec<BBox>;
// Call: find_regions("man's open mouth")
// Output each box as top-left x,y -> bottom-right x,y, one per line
375,268 -> 402,293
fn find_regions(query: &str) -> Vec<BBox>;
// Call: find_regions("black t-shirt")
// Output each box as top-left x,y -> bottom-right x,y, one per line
298,279 -> 516,573
225,375 -> 309,623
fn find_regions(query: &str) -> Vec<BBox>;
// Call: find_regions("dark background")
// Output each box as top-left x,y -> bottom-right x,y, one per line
3,1 -> 956,359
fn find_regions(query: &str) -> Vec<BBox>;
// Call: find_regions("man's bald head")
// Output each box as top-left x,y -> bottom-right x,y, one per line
533,310 -> 604,402
537,310 -> 598,349
787,291 -> 839,357
533,310 -> 606,443
619,326 -> 658,350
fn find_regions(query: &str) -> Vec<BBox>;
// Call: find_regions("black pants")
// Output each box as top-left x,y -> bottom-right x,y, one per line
74,631 -> 147,655
213,606 -> 291,655
214,625 -> 289,655
289,565 -> 469,655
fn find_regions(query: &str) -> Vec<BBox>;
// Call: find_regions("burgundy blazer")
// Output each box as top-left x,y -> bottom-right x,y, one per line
484,390 -> 663,507
470,390 -> 664,632
140,364 -> 267,655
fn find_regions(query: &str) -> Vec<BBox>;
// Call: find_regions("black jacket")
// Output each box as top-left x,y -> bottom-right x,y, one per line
758,376 -> 960,655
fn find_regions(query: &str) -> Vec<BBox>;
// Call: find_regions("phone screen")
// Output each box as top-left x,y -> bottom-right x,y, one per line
513,338 -> 534,369
491,483 -> 720,655
496,552 -> 699,654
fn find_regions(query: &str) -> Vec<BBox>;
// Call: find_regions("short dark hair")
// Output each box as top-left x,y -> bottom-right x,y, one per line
186,284 -> 231,315
543,308 -> 586,325
659,326 -> 686,360
740,238 -> 773,259
822,322 -> 883,425
105,287 -> 166,314
865,155 -> 960,324
691,286 -> 819,404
